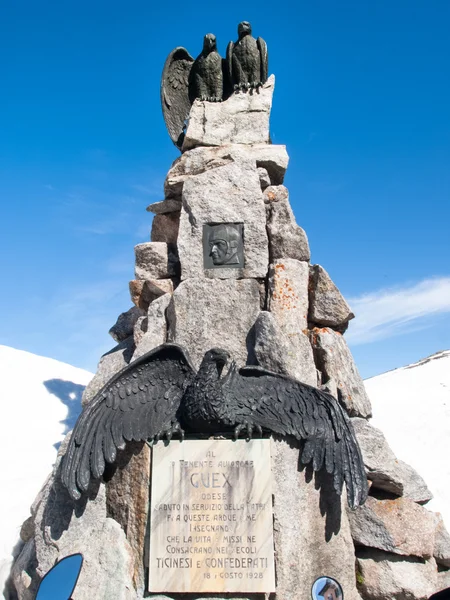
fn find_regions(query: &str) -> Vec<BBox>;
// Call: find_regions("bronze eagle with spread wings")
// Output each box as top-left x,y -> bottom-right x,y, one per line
161,34 -> 225,149
61,344 -> 368,508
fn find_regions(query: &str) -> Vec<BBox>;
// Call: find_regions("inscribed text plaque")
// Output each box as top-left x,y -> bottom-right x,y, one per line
148,439 -> 275,593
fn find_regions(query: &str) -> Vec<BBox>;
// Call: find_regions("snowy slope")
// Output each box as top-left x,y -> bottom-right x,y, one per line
0,345 -> 92,599
365,350 -> 450,529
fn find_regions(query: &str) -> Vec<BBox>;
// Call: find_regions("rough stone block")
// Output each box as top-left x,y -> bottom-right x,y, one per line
164,143 -> 289,200
109,306 -> 145,343
271,437 -> 362,600
351,417 -> 432,502
11,439 -> 136,600
253,311 -> 316,386
433,513 -> 450,568
134,242 -> 178,280
167,278 -> 261,369
267,259 -> 309,333
129,279 -> 148,309
437,570 -> 450,594
348,496 -> 435,558
257,166 -> 271,189
146,199 -> 182,214
129,278 -> 174,311
178,157 -> 268,279
252,143 -> 289,185
399,460 -> 434,504
310,327 -> 372,418
309,264 -> 354,329
133,315 -> 147,347
105,441 -> 151,594
82,337 -> 134,406
356,551 -> 437,600
132,293 -> 170,361
182,75 -> 274,151
150,212 -> 180,244
265,185 -> 310,262
165,147 -> 235,199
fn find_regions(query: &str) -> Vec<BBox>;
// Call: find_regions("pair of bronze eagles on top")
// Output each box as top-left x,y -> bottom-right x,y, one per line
161,21 -> 269,148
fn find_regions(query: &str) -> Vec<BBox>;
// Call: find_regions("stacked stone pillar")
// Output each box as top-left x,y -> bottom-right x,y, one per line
11,77 -> 450,600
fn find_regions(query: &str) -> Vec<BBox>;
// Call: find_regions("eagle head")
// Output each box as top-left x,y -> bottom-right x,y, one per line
238,21 -> 252,38
203,33 -> 217,52
202,348 -> 230,377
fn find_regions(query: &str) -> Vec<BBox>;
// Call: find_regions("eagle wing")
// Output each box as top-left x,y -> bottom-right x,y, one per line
61,344 -> 195,500
161,47 -> 194,148
225,41 -> 234,89
257,37 -> 268,84
222,365 -> 368,508
222,57 -> 233,100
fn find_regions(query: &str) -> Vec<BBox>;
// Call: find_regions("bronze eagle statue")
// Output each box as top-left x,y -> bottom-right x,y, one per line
226,21 -> 268,91
61,344 -> 368,508
161,34 -> 223,148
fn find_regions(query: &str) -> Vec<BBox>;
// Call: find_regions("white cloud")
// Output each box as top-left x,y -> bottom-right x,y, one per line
346,277 -> 450,345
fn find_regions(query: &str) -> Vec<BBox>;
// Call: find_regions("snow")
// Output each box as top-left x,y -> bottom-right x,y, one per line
365,350 -> 450,529
0,345 -> 92,599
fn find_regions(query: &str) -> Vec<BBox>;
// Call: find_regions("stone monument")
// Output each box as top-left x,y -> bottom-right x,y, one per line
9,24 -> 450,600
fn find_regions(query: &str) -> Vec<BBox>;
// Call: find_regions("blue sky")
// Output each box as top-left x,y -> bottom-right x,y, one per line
0,1 -> 449,378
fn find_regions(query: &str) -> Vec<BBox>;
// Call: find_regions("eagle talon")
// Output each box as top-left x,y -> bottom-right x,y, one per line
166,422 -> 185,441
152,422 -> 185,444
234,422 -> 262,441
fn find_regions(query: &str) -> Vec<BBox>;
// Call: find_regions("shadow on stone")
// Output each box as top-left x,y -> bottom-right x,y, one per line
43,379 -> 85,451
103,338 -> 135,364
41,474 -> 101,542
299,456 -> 342,541
103,441 -> 146,483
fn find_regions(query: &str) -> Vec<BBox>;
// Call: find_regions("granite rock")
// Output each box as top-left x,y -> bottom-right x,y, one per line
167,278 -> 261,369
309,264 -> 354,329
433,513 -> 450,568
146,198 -> 182,214
134,242 -> 179,280
82,337 -> 134,406
257,166 -> 271,189
109,306 -> 145,343
436,570 -> 450,594
105,442 -> 151,595
133,315 -> 147,347
182,75 -> 274,151
178,156 -> 268,279
321,375 -> 339,398
399,461 -> 434,504
11,439 -> 136,600
264,185 -> 310,262
253,311 -> 317,386
351,417 -> 432,502
267,258 -> 309,334
129,279 -> 148,310
150,212 -> 180,244
129,278 -> 174,311
272,437 -> 362,600
356,551 -> 437,600
253,144 -> 289,185
132,293 -> 170,360
164,143 -> 288,200
348,496 -> 435,558
164,146 -> 235,199
311,327 -> 372,418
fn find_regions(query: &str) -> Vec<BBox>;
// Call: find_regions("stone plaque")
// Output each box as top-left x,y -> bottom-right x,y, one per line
203,223 -> 244,269
148,439 -> 276,593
